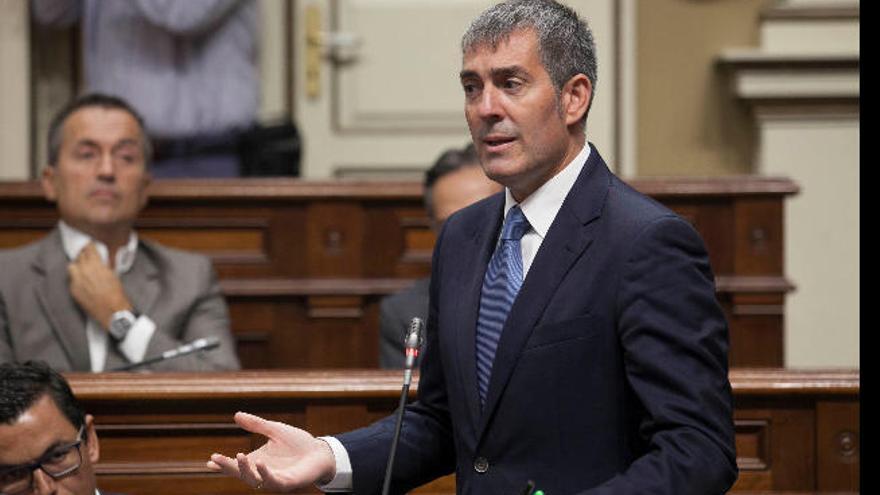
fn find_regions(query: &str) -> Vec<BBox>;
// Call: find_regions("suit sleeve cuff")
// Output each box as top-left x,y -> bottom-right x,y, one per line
117,315 -> 157,363
315,436 -> 353,492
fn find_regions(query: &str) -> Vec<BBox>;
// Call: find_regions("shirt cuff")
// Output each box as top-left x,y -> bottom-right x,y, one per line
315,436 -> 353,492
117,315 -> 157,364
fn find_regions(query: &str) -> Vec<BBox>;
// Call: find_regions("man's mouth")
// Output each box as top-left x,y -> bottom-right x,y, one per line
89,188 -> 118,200
483,135 -> 516,152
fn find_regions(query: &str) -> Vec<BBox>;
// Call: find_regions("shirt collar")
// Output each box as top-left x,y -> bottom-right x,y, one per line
58,221 -> 139,274
503,142 -> 591,239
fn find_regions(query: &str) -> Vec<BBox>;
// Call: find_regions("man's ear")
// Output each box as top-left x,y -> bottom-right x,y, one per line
84,414 -> 100,463
138,170 -> 152,210
561,74 -> 592,126
41,166 -> 58,202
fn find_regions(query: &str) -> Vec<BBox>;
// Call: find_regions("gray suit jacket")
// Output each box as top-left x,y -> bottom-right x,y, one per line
379,277 -> 430,369
0,228 -> 240,372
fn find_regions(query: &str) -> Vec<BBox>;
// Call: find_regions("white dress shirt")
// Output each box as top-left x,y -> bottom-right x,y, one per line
318,142 -> 591,492
58,221 -> 157,372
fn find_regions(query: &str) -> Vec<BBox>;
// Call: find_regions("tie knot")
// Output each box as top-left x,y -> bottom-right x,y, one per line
501,206 -> 530,241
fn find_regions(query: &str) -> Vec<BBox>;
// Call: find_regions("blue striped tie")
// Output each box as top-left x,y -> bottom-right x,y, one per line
475,205 -> 530,406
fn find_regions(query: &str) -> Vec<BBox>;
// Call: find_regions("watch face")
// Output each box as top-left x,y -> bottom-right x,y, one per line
110,312 -> 135,340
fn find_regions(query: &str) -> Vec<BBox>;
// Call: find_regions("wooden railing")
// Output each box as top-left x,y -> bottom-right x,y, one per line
66,368 -> 858,495
0,177 -> 798,368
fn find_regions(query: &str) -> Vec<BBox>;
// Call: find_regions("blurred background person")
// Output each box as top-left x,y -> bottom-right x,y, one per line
0,93 -> 240,372
0,361 -> 119,495
31,0 -> 258,178
379,143 -> 501,368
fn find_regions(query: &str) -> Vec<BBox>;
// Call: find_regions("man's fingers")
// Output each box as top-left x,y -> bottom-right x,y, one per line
255,459 -> 296,492
76,243 -> 106,269
236,453 -> 263,488
234,411 -> 276,436
207,453 -> 239,476
82,242 -> 99,259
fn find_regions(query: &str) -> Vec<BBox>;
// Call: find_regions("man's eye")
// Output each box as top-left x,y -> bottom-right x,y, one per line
46,449 -> 69,462
502,79 -> 522,90
462,82 -> 480,95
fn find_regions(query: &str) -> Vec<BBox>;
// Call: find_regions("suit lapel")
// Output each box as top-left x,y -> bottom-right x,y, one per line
33,229 -> 91,371
121,241 -> 160,316
476,146 -> 612,439
453,194 -> 505,431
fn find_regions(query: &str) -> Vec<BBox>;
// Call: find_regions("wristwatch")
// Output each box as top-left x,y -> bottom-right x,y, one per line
108,309 -> 139,342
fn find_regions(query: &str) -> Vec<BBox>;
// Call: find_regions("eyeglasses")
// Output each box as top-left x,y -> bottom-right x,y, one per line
0,426 -> 85,495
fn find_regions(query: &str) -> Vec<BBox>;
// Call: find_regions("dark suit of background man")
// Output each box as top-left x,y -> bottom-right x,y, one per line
0,93 -> 240,372
208,1 -> 737,493
380,143 -> 502,369
0,361 -> 123,495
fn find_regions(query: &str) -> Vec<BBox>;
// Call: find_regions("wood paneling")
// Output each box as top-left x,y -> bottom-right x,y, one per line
65,368 -> 858,495
0,177 -> 797,368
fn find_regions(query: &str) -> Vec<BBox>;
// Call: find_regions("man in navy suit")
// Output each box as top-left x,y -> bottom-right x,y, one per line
208,1 -> 737,493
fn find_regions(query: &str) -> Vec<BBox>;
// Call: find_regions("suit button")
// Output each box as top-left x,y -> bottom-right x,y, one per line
473,457 -> 489,473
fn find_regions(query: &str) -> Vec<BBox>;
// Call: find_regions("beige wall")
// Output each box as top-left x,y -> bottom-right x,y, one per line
760,115 -> 859,367
636,0 -> 770,177
0,0 -> 30,180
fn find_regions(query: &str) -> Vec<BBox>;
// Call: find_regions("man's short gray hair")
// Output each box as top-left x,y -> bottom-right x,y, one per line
47,92 -> 153,167
461,0 -> 598,126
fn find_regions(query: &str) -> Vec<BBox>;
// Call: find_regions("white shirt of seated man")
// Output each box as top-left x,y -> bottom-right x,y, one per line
59,221 -> 156,372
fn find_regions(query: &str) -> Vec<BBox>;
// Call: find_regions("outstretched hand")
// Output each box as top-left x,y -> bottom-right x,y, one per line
207,412 -> 337,492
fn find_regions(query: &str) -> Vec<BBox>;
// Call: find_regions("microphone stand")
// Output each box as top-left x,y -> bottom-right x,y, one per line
381,317 -> 423,495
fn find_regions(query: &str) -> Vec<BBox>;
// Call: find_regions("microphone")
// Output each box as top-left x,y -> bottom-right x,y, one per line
112,337 -> 221,371
381,317 -> 424,495
402,317 -> 425,382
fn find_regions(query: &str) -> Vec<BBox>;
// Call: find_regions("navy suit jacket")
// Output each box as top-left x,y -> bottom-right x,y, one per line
338,145 -> 737,494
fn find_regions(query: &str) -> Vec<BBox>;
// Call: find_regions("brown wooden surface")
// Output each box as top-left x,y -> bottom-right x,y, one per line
65,368 -> 858,495
0,177 -> 798,368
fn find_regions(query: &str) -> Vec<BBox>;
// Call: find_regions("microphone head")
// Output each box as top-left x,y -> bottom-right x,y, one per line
403,317 -> 425,368
405,317 -> 424,350
195,336 -> 222,350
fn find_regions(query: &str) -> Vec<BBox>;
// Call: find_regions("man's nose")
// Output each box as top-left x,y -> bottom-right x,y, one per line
475,86 -> 504,121
96,152 -> 116,178
31,468 -> 58,495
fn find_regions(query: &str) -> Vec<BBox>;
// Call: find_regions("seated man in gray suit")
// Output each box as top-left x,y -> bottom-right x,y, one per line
379,144 -> 501,368
0,93 -> 240,372
0,361 -> 123,495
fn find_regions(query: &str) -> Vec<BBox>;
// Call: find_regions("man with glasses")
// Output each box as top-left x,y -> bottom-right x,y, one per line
0,361 -> 116,495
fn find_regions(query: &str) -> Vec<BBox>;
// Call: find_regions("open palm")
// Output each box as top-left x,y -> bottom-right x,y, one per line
207,412 -> 336,492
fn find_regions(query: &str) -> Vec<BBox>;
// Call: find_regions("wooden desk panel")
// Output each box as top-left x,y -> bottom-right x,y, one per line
64,369 -> 857,495
1,178 -> 798,368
